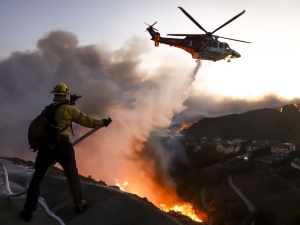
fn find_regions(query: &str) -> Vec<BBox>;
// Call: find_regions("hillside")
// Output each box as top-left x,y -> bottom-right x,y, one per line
166,104 -> 300,224
169,152 -> 300,225
200,159 -> 300,225
184,104 -> 300,141
0,157 -> 201,225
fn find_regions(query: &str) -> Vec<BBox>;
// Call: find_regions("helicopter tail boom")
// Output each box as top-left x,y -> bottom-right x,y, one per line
145,22 -> 161,47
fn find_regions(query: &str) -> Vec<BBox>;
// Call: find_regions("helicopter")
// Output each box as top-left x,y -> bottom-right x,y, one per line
146,7 -> 251,62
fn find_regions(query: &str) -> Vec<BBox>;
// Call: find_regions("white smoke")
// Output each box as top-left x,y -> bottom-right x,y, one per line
0,30 -> 199,204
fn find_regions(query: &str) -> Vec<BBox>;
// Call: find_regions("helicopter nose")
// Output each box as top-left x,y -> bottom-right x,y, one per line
232,51 -> 241,58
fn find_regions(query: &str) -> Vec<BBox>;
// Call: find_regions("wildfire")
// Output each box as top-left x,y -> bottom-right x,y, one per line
294,103 -> 300,112
167,121 -> 198,134
114,178 -> 129,191
177,121 -> 198,133
278,104 -> 300,113
114,180 -> 203,222
160,203 -> 202,222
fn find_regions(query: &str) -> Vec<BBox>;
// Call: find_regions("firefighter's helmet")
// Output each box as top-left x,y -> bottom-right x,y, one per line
50,83 -> 69,95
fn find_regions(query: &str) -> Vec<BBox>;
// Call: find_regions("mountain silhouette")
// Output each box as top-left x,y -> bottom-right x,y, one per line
184,104 -> 300,141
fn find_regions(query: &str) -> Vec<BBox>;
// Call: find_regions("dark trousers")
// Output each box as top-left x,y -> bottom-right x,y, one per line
24,142 -> 82,212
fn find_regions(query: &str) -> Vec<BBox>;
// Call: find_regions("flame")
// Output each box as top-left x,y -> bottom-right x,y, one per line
278,104 -> 300,113
114,178 -> 204,222
167,121 -> 198,133
160,203 -> 202,222
114,178 -> 129,191
176,122 -> 192,133
294,103 -> 300,112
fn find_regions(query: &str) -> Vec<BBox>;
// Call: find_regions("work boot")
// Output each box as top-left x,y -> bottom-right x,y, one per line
19,209 -> 33,222
75,199 -> 87,214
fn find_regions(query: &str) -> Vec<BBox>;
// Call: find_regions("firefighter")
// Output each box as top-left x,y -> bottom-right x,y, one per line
20,82 -> 112,222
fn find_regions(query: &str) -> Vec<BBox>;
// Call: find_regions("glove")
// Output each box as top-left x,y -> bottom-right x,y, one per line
102,117 -> 112,127
70,94 -> 82,106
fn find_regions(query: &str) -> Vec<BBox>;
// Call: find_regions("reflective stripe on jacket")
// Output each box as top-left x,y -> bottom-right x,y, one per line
54,103 -> 104,136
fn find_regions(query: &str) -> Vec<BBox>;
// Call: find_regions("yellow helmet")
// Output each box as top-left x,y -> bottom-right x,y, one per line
50,83 -> 69,95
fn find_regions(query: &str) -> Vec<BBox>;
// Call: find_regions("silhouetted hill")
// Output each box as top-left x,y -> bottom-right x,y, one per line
184,104 -> 300,141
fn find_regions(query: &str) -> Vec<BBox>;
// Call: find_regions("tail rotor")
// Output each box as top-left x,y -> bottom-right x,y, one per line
144,21 -> 158,31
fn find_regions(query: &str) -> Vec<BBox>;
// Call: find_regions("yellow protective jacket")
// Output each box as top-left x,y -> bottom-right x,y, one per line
53,97 -> 105,136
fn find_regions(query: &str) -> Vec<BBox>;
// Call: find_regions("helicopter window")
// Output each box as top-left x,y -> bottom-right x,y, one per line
225,43 -> 231,52
213,42 -> 217,48
219,43 -> 223,48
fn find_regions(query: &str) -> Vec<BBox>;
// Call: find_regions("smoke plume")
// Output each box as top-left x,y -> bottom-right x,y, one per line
0,30 -> 297,209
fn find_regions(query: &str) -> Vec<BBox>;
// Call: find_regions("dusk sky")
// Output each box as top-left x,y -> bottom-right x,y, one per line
1,0 -> 300,100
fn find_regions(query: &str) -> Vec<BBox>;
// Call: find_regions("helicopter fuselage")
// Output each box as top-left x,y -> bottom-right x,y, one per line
148,27 -> 240,62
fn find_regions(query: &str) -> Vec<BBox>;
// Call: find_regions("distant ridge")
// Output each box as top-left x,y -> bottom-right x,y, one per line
184,104 -> 300,141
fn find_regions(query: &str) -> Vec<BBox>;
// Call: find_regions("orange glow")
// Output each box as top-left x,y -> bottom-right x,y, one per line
160,202 -> 203,222
74,106 -> 206,223
114,178 -> 129,191
277,107 -> 283,113
77,133 -> 206,223
294,103 -> 300,112
174,121 -> 198,133
113,176 -> 204,222
114,179 -> 204,221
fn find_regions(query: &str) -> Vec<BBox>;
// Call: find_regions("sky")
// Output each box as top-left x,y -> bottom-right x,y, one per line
1,0 -> 300,216
1,0 -> 300,100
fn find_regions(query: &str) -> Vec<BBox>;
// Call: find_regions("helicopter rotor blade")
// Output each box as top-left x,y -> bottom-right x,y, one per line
178,7 -> 208,34
211,10 -> 245,35
144,21 -> 157,27
151,21 -> 157,27
217,35 -> 252,43
167,34 -> 202,36
144,22 -> 158,31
